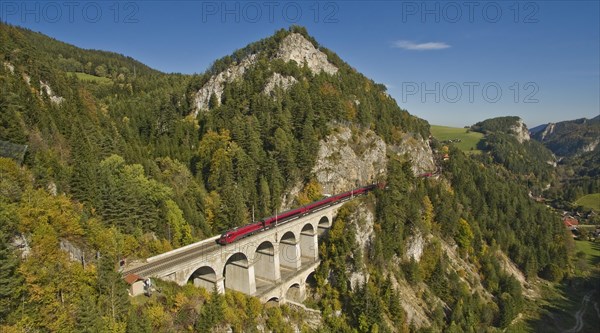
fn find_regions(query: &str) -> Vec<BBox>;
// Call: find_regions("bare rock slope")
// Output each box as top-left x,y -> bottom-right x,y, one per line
193,33 -> 338,115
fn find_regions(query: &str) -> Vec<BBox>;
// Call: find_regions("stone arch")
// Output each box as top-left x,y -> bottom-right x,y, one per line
223,252 -> 256,294
188,266 -> 218,291
304,271 -> 318,300
285,283 -> 303,302
317,216 -> 330,235
279,231 -> 300,270
254,241 -> 279,282
265,297 -> 280,307
305,271 -> 317,288
300,223 -> 318,261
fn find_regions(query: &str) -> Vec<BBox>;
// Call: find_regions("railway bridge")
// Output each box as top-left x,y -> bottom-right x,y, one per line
122,199 -> 352,303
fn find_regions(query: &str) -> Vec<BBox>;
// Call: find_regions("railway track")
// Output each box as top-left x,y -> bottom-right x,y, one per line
122,212 -> 305,278
123,241 -> 220,277
122,193 -> 366,279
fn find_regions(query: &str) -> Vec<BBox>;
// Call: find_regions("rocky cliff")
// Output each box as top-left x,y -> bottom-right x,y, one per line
275,33 -> 338,75
531,116 -> 600,157
312,126 -> 435,194
312,126 -> 387,194
510,118 -> 530,143
193,33 -> 337,115
193,54 -> 257,115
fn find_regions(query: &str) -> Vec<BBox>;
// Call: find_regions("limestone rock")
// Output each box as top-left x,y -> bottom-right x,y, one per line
193,54 -> 257,116
389,134 -> 436,175
3,61 -> 14,74
40,81 -> 64,105
276,33 -> 338,75
262,72 -> 298,96
405,231 -> 424,262
312,127 -> 387,195
510,118 -> 530,143
349,204 -> 374,291
193,33 -> 338,115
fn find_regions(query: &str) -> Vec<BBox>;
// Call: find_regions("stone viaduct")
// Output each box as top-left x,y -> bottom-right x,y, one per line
123,199 -> 353,303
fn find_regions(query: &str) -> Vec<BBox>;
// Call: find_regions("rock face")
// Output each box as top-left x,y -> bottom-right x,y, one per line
538,123 -> 555,141
3,61 -> 14,74
405,231 -> 424,262
313,126 -> 435,194
276,33 -> 338,75
349,203 -> 375,291
193,54 -> 257,116
389,134 -> 436,175
510,118 -> 530,143
531,116 -> 600,157
582,138 -> 599,153
40,81 -> 64,105
262,72 -> 298,96
312,127 -> 387,195
193,33 -> 337,115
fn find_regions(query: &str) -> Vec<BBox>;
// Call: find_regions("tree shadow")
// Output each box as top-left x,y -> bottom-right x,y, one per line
525,240 -> 600,333
525,276 -> 599,332
588,241 -> 600,266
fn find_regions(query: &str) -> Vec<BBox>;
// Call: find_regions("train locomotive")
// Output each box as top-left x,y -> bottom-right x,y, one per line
217,184 -> 380,245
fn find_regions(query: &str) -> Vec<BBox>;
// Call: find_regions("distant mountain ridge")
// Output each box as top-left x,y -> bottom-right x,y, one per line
469,116 -> 556,188
530,115 -> 600,157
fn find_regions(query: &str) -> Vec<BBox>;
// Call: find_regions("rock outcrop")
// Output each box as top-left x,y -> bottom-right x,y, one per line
389,134 -> 436,175
405,231 -> 425,262
262,72 -> 298,96
537,123 -> 555,141
193,33 -> 337,115
312,127 -> 387,195
349,203 -> 375,291
509,118 -> 530,143
193,54 -> 257,115
276,33 -> 338,75
3,61 -> 14,74
40,81 -> 64,104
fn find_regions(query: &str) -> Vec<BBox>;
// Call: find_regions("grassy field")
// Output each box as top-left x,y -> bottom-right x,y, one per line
575,193 -> 600,211
575,240 -> 600,265
67,72 -> 112,84
430,125 -> 485,154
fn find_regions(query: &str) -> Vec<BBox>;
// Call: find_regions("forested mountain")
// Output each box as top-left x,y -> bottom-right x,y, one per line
469,116 -> 557,191
529,116 -> 600,205
0,23 -> 575,332
531,116 -> 600,157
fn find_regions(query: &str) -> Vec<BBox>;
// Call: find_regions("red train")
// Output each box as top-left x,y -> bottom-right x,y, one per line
217,184 -> 380,245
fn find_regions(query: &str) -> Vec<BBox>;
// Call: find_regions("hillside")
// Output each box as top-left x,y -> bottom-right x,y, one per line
0,23 -> 574,332
429,125 -> 484,154
531,116 -> 600,157
467,116 -> 557,191
528,116 -> 600,207
575,193 -> 600,211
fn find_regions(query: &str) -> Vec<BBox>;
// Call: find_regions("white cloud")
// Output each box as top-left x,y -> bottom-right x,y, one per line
392,40 -> 451,51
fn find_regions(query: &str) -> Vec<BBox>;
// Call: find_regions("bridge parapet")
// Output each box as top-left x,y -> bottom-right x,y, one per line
123,199 -> 349,303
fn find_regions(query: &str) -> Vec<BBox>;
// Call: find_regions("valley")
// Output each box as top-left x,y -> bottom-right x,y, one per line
0,8 -> 598,332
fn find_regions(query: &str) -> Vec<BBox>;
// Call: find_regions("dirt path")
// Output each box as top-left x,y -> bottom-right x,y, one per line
564,291 -> 595,333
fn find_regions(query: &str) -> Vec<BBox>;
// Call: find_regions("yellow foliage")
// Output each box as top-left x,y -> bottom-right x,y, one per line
173,292 -> 188,312
296,179 -> 323,206
146,303 -> 171,330
203,191 -> 221,229
18,189 -> 83,238
344,100 -> 357,120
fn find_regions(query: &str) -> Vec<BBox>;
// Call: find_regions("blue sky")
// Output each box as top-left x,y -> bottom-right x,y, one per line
2,1 -> 598,127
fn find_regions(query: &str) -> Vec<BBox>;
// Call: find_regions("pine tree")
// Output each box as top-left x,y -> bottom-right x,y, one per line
97,253 -> 129,323
75,290 -> 103,333
0,231 -> 23,322
126,308 -> 151,333
195,288 -> 224,332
